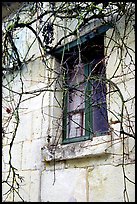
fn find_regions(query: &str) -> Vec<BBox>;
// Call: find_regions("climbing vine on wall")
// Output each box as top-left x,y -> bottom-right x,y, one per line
2,2 -> 135,202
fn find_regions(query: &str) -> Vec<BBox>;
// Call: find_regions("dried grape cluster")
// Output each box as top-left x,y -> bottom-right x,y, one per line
42,22 -> 54,45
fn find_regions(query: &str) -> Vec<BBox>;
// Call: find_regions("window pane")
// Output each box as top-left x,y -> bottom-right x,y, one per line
68,88 -> 85,111
92,80 -> 109,133
67,64 -> 85,138
92,104 -> 109,133
67,111 -> 85,138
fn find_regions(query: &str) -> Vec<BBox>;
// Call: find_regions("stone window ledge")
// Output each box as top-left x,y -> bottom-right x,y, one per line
42,135 -> 112,162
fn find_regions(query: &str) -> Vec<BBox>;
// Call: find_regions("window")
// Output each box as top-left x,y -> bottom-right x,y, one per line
54,25 -> 111,144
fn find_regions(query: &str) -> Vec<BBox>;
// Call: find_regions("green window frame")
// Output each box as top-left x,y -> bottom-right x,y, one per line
53,24 -> 112,144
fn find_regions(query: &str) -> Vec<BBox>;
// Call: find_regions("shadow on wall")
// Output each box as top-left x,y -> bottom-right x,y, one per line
2,2 -> 24,19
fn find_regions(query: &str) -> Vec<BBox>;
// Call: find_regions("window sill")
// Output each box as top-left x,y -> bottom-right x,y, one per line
42,134 -> 112,162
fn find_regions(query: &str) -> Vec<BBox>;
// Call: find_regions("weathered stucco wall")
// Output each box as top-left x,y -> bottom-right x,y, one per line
2,4 -> 135,202
41,160 -> 135,202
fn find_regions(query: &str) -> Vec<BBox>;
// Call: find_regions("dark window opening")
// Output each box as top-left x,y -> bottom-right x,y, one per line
54,32 -> 109,144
